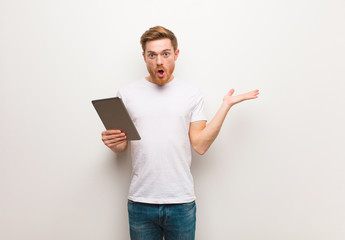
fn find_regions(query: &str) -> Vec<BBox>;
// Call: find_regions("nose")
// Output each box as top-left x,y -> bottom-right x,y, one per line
156,55 -> 163,66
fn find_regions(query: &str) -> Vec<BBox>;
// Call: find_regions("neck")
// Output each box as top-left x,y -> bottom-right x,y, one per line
145,75 -> 175,85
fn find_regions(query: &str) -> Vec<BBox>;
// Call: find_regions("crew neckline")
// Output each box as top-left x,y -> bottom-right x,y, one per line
142,77 -> 178,87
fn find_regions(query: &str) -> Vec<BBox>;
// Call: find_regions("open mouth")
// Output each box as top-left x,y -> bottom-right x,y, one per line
157,69 -> 165,77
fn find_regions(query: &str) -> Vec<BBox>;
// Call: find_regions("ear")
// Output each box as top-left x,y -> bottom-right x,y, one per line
142,52 -> 146,62
174,49 -> 180,61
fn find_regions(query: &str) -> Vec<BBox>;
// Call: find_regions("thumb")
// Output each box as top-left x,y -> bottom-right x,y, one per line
228,89 -> 235,96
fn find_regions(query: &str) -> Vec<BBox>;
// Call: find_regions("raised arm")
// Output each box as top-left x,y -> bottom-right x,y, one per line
189,89 -> 259,155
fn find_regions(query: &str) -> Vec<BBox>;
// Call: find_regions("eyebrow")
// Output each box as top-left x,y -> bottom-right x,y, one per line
147,49 -> 172,54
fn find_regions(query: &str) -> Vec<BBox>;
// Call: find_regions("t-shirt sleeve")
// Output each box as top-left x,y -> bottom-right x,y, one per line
190,92 -> 207,123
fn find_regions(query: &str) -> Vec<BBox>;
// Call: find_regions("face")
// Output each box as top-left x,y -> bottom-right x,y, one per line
143,38 -> 179,86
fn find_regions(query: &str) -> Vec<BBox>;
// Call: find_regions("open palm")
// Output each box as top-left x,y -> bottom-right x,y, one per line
223,89 -> 260,107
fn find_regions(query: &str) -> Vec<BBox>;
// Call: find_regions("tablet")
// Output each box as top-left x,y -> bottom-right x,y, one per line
92,97 -> 141,140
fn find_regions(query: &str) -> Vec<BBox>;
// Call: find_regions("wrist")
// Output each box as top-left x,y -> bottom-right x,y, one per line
221,101 -> 233,110
112,141 -> 128,153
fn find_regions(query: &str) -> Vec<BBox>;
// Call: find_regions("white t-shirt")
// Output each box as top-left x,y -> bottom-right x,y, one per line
117,78 -> 207,204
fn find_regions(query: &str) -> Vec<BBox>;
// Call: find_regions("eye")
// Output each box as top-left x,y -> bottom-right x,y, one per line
148,53 -> 156,59
163,52 -> 170,57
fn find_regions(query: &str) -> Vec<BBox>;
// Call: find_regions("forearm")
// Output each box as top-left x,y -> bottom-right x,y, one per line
190,88 -> 259,155
193,103 -> 231,154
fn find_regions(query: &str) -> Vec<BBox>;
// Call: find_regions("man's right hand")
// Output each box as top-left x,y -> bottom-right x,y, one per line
101,130 -> 128,153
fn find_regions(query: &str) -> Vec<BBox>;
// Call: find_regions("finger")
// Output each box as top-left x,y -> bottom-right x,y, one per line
102,133 -> 126,141
106,134 -> 127,142
102,132 -> 125,139
247,90 -> 259,97
252,90 -> 259,97
108,129 -> 123,134
105,137 -> 127,147
102,129 -> 122,136
228,89 -> 235,96
246,93 -> 258,99
252,89 -> 259,95
107,139 -> 127,148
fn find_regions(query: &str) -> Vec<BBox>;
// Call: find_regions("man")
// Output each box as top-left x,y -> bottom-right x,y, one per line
101,26 -> 259,240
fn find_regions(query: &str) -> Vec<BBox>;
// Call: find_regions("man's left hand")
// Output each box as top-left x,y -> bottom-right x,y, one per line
223,89 -> 260,107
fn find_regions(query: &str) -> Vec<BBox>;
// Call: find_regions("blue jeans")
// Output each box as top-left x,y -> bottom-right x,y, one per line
127,200 -> 196,240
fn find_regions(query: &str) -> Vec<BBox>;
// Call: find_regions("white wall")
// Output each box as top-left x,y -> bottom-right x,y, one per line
1,0 -> 344,239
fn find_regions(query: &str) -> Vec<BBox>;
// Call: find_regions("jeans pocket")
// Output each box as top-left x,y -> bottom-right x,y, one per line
182,201 -> 196,208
